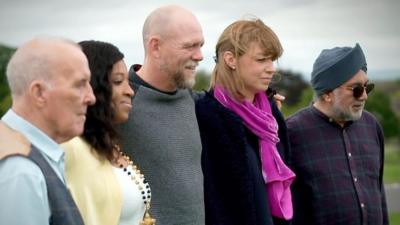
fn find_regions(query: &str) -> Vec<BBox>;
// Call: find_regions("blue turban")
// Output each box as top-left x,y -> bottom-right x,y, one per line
311,43 -> 367,95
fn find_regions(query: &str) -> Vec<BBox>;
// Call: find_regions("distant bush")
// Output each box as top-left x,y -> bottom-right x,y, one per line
0,44 -> 15,116
270,69 -> 309,106
193,70 -> 210,91
281,87 -> 313,117
366,90 -> 400,139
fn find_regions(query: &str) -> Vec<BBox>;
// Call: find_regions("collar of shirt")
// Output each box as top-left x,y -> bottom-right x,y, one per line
130,64 -> 178,95
1,109 -> 65,182
310,105 -> 354,128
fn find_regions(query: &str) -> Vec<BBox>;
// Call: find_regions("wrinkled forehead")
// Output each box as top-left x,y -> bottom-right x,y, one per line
50,46 -> 90,80
164,23 -> 204,48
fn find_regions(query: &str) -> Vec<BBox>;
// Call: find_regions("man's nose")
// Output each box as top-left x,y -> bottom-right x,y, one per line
192,48 -> 203,62
85,84 -> 96,105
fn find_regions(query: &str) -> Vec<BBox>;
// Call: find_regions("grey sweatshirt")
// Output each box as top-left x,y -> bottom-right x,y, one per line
118,84 -> 205,225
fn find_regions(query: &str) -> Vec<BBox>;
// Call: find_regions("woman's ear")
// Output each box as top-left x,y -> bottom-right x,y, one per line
223,51 -> 237,70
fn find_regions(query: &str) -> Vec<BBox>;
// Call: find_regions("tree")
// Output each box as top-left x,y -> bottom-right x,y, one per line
269,69 -> 309,106
193,70 -> 211,91
281,87 -> 313,117
0,44 -> 15,116
365,90 -> 400,139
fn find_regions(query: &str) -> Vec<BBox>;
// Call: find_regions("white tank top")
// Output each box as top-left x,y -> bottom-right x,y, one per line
113,164 -> 151,225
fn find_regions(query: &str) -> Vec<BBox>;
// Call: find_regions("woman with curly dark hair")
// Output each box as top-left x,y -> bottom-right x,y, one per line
62,40 -> 155,225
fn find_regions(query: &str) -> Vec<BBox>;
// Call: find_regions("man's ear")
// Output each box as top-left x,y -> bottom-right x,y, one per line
148,35 -> 162,59
29,81 -> 49,107
322,91 -> 333,103
223,51 -> 237,70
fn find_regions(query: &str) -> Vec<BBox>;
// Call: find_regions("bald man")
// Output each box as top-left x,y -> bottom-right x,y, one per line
118,5 -> 205,224
0,37 -> 95,225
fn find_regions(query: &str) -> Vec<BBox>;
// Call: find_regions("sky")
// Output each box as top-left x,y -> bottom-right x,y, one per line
0,0 -> 399,81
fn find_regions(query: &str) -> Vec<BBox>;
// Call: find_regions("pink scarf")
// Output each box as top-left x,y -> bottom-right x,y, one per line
214,86 -> 295,220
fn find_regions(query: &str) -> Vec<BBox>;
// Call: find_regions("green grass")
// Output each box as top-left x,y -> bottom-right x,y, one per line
384,139 -> 400,184
382,139 -> 399,225
390,212 -> 400,225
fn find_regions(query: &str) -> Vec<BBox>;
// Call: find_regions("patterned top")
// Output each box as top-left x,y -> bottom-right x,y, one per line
286,105 -> 388,225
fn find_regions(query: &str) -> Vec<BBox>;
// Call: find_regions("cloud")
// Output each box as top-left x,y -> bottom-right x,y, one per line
1,0 -> 399,80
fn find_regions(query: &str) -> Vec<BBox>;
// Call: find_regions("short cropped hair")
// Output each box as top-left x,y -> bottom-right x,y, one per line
6,37 -> 78,98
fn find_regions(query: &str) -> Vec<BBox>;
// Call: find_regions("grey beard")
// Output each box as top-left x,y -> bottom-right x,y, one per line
174,73 -> 195,89
332,107 -> 362,122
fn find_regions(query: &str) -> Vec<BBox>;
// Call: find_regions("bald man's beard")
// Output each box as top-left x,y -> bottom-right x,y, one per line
173,71 -> 196,89
161,60 -> 197,89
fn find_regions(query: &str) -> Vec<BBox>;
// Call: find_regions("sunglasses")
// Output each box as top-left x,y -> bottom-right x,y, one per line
346,83 -> 375,98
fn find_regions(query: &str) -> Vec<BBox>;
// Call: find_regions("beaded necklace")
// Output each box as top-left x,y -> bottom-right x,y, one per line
115,145 -> 156,225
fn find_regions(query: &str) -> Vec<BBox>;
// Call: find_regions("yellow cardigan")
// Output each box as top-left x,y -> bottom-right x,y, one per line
62,137 -> 122,225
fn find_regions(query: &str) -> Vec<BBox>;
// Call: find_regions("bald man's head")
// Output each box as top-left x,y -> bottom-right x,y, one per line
6,37 -> 84,98
6,37 -> 95,143
142,5 -> 202,49
138,5 -> 204,91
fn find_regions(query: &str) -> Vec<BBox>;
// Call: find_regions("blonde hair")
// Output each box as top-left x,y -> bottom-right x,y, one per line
210,18 -> 283,100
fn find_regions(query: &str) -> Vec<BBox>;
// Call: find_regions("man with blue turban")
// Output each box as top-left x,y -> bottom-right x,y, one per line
286,43 -> 388,225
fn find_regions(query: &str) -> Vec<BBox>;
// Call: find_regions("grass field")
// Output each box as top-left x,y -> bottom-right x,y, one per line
383,140 -> 400,225
390,212 -> 400,225
385,139 -> 400,224
384,139 -> 400,184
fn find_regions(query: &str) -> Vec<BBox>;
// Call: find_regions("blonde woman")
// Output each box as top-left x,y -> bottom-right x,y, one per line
196,19 -> 295,225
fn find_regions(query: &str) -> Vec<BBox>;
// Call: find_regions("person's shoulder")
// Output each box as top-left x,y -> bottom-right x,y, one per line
0,155 -> 48,215
61,136 -> 89,152
195,91 -> 243,126
286,106 -> 313,123
190,89 -> 206,101
62,137 -> 89,162
0,155 -> 45,184
62,137 -> 99,168
361,110 -> 379,122
360,110 -> 383,129
195,91 -> 222,112
285,106 -> 319,133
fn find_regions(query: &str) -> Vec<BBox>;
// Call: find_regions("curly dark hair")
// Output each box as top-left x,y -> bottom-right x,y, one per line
79,40 -> 125,161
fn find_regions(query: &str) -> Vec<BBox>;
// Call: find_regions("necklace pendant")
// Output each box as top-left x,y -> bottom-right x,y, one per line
139,210 -> 156,225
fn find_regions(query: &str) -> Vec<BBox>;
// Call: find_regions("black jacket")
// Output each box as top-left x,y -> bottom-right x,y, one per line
195,91 -> 291,225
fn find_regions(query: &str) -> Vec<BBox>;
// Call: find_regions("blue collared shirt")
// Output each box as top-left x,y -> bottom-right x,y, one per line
0,109 -> 66,225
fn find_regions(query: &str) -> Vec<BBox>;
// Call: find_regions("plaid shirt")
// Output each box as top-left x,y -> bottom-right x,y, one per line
286,106 -> 388,225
